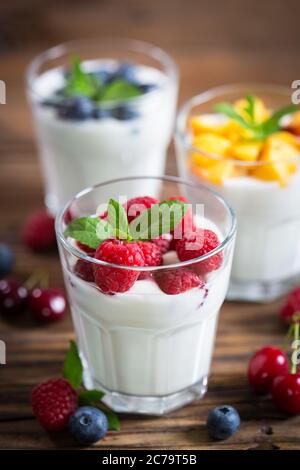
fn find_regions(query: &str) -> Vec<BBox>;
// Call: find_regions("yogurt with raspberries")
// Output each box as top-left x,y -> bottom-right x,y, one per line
28,58 -> 178,214
61,218 -> 233,413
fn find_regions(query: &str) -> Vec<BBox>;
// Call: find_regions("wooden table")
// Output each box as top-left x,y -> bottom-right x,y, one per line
1,0 -> 300,450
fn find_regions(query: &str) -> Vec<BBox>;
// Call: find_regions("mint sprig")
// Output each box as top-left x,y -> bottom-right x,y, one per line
214,97 -> 298,140
64,217 -> 111,249
98,79 -> 142,102
107,198 -> 132,240
64,56 -> 101,98
63,341 -> 120,431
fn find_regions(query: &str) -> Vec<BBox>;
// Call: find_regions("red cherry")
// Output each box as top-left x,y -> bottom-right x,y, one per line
29,288 -> 67,323
280,286 -> 300,324
0,278 -> 28,314
272,373 -> 300,414
22,210 -> 56,252
248,346 -> 289,394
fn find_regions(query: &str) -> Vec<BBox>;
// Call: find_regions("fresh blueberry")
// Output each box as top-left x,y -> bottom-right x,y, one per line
0,244 -> 14,277
114,63 -> 137,83
69,406 -> 108,445
93,107 -> 112,120
206,406 -> 240,440
112,105 -> 139,121
93,69 -> 112,85
139,83 -> 157,94
57,97 -> 95,121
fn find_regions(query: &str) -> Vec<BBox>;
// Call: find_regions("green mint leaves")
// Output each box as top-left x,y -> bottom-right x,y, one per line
63,341 -> 120,431
64,199 -> 188,249
214,95 -> 298,140
63,56 -> 142,103
64,217 -> 112,249
63,340 -> 83,388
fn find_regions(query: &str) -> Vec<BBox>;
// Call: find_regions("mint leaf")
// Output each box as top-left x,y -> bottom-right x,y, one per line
258,104 -> 298,137
99,79 -> 142,102
63,340 -> 83,389
64,56 -> 101,98
107,199 -> 131,240
78,390 -> 120,431
214,102 -> 253,130
64,217 -> 111,249
130,200 -> 188,240
244,95 -> 255,122
78,389 -> 105,406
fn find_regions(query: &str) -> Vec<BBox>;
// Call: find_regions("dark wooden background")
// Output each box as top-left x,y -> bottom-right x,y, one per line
0,0 -> 300,450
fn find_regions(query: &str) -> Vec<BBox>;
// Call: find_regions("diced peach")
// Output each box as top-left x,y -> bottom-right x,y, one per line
192,161 -> 236,185
189,114 -> 229,136
234,97 -> 270,124
230,141 -> 262,162
192,133 -> 231,156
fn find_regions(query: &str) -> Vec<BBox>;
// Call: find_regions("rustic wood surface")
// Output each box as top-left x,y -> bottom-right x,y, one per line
1,0 -> 300,450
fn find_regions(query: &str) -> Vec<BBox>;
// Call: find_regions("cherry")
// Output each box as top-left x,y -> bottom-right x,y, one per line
280,286 -> 300,324
0,278 -> 28,314
28,287 -> 67,323
248,346 -> 289,393
271,373 -> 300,414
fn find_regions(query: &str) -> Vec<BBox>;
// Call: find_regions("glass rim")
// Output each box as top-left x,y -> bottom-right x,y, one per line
55,175 -> 236,272
25,37 -> 179,107
175,83 -> 300,168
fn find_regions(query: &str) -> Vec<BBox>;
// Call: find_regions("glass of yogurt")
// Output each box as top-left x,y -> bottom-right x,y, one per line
175,84 -> 300,301
56,176 -> 236,415
26,39 -> 178,214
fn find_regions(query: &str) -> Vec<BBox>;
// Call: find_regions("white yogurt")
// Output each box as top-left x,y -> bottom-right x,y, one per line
29,61 -> 178,213
61,221 -> 232,398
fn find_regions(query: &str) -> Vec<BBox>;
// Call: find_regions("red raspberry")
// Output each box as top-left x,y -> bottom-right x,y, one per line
22,210 -> 56,252
126,196 -> 158,223
280,286 -> 300,324
74,260 -> 95,282
155,269 -> 204,295
166,196 -> 194,241
94,240 -> 145,294
138,241 -> 162,267
76,241 -> 96,256
31,378 -> 78,431
176,229 -> 223,275
152,234 -> 172,255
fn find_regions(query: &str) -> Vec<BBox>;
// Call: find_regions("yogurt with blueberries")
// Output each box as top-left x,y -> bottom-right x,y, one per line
28,58 -> 178,214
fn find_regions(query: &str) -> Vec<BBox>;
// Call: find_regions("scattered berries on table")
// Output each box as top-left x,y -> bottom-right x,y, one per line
271,373 -> 300,414
94,240 -> 145,294
69,406 -> 108,445
0,244 -> 14,277
280,286 -> 300,324
248,346 -> 289,394
31,378 -> 78,432
22,210 -> 56,252
0,278 -> 28,314
176,228 -> 223,274
28,287 -> 67,323
206,405 -> 240,440
155,268 -> 204,295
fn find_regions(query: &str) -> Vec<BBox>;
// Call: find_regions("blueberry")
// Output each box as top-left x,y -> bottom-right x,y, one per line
139,83 -> 157,94
0,244 -> 14,277
206,405 -> 240,440
93,69 -> 112,85
92,107 -> 112,120
69,406 -> 108,445
112,105 -> 139,121
57,97 -> 95,121
114,63 -> 137,83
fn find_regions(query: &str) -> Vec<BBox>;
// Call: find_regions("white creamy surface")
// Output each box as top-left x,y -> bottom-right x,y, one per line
221,170 -> 300,282
62,219 -> 233,397
29,61 -> 177,213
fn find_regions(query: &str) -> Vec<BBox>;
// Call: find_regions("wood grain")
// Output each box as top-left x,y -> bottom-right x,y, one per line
0,0 -> 300,450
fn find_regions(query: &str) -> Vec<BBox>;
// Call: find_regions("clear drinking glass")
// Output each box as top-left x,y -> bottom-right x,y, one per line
26,39 -> 178,214
175,84 -> 300,302
56,176 -> 236,415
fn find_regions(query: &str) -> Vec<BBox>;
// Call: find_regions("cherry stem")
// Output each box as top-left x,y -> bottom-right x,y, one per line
291,319 -> 300,374
24,269 -> 49,290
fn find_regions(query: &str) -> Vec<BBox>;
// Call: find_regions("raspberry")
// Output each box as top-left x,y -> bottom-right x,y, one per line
22,210 -> 56,252
280,286 -> 300,324
166,196 -> 193,241
155,269 -> 204,295
76,241 -> 96,256
176,229 -> 223,275
138,241 -> 162,267
74,259 -> 95,282
31,378 -> 78,431
126,196 -> 158,223
152,234 -> 172,255
94,240 -> 145,294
